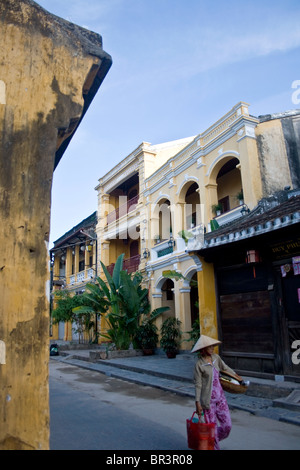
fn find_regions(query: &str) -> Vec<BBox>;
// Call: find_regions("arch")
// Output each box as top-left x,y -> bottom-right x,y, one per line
153,193 -> 171,206
177,180 -> 202,230
183,265 -> 198,287
155,275 -> 169,293
206,150 -> 240,180
152,197 -> 172,241
177,177 -> 199,202
207,153 -> 243,216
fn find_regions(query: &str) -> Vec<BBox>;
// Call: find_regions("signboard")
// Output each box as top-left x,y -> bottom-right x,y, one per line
269,237 -> 300,260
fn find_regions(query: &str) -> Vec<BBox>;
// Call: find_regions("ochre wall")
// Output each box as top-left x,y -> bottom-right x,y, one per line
0,0 -> 111,450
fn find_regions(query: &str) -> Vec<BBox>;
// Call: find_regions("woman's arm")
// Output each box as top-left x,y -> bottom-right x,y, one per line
194,362 -> 203,415
218,356 -> 242,381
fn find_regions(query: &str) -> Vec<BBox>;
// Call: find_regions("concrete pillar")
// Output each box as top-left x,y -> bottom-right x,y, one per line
0,0 -> 111,450
179,288 -> 192,346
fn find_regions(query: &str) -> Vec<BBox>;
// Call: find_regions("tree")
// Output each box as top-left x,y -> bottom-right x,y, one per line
74,254 -> 169,350
51,290 -> 98,343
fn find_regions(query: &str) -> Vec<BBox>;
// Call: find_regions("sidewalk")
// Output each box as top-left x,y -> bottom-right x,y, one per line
50,346 -> 300,427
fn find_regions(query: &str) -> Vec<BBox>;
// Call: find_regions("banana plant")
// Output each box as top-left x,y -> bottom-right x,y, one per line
74,253 -> 170,350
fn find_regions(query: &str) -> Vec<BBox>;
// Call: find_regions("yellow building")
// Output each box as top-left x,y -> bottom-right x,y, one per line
142,102 -> 262,345
96,102 -> 298,350
50,212 -> 98,342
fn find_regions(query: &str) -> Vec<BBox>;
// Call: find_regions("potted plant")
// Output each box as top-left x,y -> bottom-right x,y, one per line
154,235 -> 161,244
135,320 -> 159,355
160,317 -> 182,358
212,203 -> 222,216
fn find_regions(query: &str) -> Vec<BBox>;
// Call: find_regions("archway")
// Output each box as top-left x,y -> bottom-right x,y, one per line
209,156 -> 243,215
178,180 -> 201,231
152,198 -> 172,242
161,278 -> 175,320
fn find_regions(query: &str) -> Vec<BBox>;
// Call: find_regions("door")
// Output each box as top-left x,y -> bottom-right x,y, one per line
219,290 -> 275,374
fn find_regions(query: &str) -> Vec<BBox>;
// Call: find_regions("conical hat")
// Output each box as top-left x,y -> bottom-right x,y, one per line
191,335 -> 221,353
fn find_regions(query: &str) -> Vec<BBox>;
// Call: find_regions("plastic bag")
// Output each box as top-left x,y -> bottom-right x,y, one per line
186,412 -> 215,450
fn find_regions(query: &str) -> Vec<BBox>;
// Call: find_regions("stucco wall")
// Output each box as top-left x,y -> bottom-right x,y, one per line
255,116 -> 298,196
0,0 -> 111,450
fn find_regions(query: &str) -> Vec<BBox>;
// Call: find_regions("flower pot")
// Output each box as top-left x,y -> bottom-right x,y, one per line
143,348 -> 154,356
166,351 -> 177,359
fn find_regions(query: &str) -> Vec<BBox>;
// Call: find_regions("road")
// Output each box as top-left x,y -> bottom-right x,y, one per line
49,360 -> 300,452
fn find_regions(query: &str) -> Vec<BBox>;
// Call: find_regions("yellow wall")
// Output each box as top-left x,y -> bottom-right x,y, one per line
0,0 -> 110,449
95,102 -> 290,351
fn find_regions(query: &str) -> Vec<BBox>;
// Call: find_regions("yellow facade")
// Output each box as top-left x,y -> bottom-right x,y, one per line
95,102 -> 265,347
96,102 -> 296,349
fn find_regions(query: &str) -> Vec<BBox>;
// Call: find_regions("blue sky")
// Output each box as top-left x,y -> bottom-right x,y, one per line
37,0 -> 300,247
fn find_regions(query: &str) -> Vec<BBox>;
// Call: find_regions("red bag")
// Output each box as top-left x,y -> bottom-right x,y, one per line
186,412 -> 215,450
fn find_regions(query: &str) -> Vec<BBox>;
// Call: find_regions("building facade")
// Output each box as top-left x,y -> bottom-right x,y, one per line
94,102 -> 299,379
50,212 -> 98,342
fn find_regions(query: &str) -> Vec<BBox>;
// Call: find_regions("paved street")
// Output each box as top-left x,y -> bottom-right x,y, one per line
49,361 -> 300,451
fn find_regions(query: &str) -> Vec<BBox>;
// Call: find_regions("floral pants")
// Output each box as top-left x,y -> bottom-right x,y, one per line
204,367 -> 232,450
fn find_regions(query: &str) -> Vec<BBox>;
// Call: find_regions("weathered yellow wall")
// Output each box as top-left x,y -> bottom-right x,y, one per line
255,119 -> 292,196
0,0 -> 111,450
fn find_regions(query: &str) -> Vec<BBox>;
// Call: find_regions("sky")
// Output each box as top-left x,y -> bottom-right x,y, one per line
36,0 -> 300,248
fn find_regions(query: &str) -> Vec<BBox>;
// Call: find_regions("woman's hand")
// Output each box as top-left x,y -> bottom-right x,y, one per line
195,401 -> 203,416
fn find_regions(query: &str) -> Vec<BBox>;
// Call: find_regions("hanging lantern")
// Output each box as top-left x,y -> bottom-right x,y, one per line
246,250 -> 260,264
246,250 -> 260,279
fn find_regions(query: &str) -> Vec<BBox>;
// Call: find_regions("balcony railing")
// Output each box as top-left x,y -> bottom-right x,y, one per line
211,204 -> 245,228
107,194 -> 139,225
69,268 -> 95,285
107,254 -> 141,275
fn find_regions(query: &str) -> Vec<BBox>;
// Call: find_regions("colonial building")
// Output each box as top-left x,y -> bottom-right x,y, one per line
142,102 -> 262,341
95,103 -> 300,379
50,212 -> 98,341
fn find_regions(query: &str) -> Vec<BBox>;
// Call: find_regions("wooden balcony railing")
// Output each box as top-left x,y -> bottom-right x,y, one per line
107,194 -> 139,225
106,254 -> 141,275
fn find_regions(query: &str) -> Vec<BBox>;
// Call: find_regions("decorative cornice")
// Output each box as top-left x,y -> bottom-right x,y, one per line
144,102 -> 259,196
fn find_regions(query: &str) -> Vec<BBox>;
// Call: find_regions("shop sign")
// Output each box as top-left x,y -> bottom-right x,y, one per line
270,238 -> 300,260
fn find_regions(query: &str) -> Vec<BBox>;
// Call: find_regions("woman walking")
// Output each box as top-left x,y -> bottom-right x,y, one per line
192,335 -> 242,450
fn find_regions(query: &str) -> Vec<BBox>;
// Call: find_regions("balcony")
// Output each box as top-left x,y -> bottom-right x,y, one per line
69,268 -> 95,285
107,194 -> 139,225
151,237 -> 186,261
210,204 -> 246,230
106,254 -> 141,275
